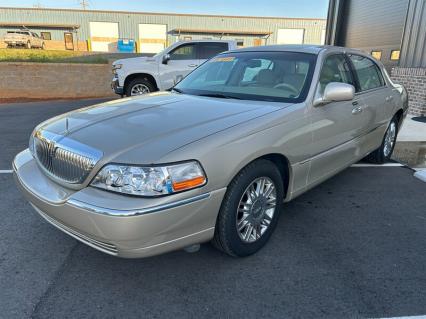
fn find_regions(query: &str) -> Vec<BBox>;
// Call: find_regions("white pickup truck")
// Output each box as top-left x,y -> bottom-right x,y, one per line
112,40 -> 237,96
4,30 -> 45,49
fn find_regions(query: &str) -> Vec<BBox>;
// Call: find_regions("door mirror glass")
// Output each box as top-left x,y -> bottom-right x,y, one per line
162,54 -> 170,64
314,82 -> 355,106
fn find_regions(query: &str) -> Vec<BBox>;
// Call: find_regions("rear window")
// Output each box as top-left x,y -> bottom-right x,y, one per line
349,54 -> 385,91
198,42 -> 229,59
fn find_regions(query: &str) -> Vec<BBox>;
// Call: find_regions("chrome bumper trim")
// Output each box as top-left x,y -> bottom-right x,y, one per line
67,192 -> 211,217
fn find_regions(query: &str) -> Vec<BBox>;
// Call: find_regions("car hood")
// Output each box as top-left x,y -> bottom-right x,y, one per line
37,92 -> 288,164
114,56 -> 157,66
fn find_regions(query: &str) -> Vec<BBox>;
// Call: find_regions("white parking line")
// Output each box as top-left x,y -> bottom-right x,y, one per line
351,163 -> 404,167
375,316 -> 426,319
0,170 -> 13,174
414,170 -> 426,183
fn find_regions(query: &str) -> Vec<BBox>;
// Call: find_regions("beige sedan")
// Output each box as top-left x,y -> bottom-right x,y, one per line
14,45 -> 408,258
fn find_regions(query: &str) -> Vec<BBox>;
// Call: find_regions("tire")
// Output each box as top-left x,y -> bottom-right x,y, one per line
41,42 -> 46,50
365,115 -> 399,164
125,77 -> 156,97
212,159 -> 284,257
26,41 -> 31,49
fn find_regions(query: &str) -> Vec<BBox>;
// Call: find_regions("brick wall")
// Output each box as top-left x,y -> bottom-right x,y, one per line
0,62 -> 115,99
391,67 -> 426,116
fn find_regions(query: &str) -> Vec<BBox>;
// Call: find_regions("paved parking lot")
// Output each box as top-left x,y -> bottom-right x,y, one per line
0,99 -> 425,318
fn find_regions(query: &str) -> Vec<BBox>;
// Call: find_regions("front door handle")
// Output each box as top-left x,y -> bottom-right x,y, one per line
385,95 -> 394,102
352,106 -> 363,115
188,64 -> 198,67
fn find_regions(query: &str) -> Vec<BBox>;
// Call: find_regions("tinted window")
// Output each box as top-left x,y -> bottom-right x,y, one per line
198,42 -> 228,59
169,44 -> 196,60
349,54 -> 384,91
175,51 -> 317,103
318,54 -> 355,93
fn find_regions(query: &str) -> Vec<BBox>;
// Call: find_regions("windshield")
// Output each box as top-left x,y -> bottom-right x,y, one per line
175,51 -> 317,103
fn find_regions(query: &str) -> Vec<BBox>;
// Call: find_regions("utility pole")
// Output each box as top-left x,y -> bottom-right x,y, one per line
80,0 -> 89,10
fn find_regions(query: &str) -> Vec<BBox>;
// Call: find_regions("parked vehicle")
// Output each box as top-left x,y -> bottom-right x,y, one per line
4,30 -> 45,49
111,40 -> 237,96
14,45 -> 408,258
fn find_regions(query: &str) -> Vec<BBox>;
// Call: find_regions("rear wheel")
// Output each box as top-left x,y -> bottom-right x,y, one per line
125,77 -> 156,97
212,159 -> 284,257
365,116 -> 399,164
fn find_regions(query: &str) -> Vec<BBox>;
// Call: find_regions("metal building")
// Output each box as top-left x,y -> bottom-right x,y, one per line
0,7 -> 326,53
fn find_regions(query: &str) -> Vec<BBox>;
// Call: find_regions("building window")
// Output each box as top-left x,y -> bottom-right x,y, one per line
371,51 -> 382,60
236,39 -> 244,47
41,32 -> 51,40
390,50 -> 400,61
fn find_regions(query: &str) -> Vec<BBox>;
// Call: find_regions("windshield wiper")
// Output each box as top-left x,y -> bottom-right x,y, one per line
196,93 -> 241,100
170,87 -> 183,94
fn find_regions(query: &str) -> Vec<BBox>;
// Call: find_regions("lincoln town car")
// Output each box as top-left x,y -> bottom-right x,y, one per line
14,45 -> 408,258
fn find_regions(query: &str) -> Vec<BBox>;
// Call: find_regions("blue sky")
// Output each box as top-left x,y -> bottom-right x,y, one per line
0,0 -> 329,18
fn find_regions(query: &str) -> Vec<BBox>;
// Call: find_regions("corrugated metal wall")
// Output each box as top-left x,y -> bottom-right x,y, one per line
400,0 -> 426,68
0,7 -> 326,49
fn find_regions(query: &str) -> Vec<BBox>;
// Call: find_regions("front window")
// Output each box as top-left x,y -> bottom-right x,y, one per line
174,51 -> 317,103
318,54 -> 355,94
169,44 -> 196,60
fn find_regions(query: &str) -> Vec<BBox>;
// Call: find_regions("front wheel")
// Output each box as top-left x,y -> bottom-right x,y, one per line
365,116 -> 399,164
212,159 -> 284,257
125,78 -> 156,97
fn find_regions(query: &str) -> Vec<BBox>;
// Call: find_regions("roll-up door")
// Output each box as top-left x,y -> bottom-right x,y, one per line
138,24 -> 167,53
89,22 -> 119,52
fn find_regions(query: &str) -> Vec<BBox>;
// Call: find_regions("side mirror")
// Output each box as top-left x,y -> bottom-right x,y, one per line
162,54 -> 170,65
314,82 -> 355,106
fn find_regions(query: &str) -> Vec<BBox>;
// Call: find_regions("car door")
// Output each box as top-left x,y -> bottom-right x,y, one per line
308,53 -> 370,184
348,54 -> 392,134
31,32 -> 40,47
158,43 -> 200,90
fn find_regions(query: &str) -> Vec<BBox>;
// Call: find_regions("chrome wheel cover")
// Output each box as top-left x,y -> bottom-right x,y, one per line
130,84 -> 150,96
383,121 -> 396,157
236,177 -> 277,243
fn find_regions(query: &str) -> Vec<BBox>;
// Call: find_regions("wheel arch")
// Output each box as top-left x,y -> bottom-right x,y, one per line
394,108 -> 404,130
228,153 -> 292,201
124,73 -> 159,92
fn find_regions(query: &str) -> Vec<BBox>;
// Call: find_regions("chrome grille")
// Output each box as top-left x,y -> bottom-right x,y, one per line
32,130 -> 102,184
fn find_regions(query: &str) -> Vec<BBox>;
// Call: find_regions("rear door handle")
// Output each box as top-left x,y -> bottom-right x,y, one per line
188,64 -> 198,67
352,106 -> 363,115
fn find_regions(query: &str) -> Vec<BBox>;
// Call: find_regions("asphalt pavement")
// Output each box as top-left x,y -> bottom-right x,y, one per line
0,99 -> 425,318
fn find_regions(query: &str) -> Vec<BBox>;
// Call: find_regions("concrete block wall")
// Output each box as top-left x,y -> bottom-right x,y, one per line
0,62 -> 115,99
0,40 -> 88,51
391,67 -> 426,116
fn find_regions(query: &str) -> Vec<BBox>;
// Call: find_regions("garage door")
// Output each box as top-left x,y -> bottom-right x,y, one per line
138,24 -> 167,53
89,22 -> 119,52
338,0 -> 409,67
277,29 -> 304,44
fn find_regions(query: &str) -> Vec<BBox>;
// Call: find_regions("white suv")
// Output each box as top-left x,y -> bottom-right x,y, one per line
112,40 -> 237,96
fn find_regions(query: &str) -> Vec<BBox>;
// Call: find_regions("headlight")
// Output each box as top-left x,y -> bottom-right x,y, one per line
112,63 -> 122,73
91,161 -> 207,196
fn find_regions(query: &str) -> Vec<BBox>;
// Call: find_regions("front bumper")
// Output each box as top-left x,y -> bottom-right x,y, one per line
13,149 -> 226,258
111,76 -> 124,95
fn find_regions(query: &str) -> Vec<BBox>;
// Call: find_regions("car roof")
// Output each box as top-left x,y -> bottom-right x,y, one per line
227,44 -> 359,55
176,39 -> 235,44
